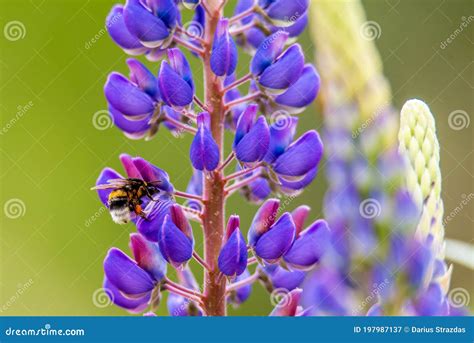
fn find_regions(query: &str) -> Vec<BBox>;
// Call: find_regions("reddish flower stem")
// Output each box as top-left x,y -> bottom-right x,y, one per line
201,0 -> 227,316
173,35 -> 205,55
229,2 -> 257,24
216,151 -> 235,172
165,115 -> 197,134
224,91 -> 262,110
224,163 -> 263,182
222,73 -> 253,93
226,271 -> 260,293
174,190 -> 203,202
193,251 -> 211,271
224,171 -> 263,196
164,284 -> 204,305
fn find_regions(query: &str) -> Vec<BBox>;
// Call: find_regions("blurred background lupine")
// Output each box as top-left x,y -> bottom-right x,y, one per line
1,0 -> 472,317
306,0 -> 468,316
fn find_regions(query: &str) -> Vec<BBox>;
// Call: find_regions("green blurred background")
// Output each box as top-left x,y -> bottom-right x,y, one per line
0,0 -> 472,315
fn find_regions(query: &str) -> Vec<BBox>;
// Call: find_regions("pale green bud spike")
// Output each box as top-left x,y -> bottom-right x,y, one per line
398,99 -> 445,255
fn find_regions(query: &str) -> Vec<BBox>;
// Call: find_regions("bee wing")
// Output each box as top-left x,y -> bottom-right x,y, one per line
90,179 -> 130,190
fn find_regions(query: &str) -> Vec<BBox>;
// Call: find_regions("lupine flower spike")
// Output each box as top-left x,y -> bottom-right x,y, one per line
95,0 -> 373,317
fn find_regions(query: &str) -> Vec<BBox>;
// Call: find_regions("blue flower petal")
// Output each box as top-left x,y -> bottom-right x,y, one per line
273,130 -> 323,177
218,228 -> 248,276
235,116 -> 270,163
130,233 -> 167,281
104,248 -> 155,295
158,61 -> 194,107
106,5 -> 145,53
211,19 -> 238,76
105,72 -> 155,117
103,277 -> 150,313
190,113 -> 220,171
137,200 -> 173,242
275,65 -> 320,113
124,0 -> 170,48
250,31 -> 289,76
264,116 -> 298,163
126,58 -> 159,99
255,212 -> 296,261
158,214 -> 194,268
109,105 -> 150,137
264,0 -> 309,27
258,44 -> 304,90
283,220 -> 330,270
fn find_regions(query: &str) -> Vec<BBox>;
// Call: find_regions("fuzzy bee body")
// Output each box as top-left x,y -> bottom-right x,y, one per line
92,178 -> 162,224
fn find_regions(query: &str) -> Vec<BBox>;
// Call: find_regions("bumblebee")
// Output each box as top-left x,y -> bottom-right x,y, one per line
92,178 -> 162,224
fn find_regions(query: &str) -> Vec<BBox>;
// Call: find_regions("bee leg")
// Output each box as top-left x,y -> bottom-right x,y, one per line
134,204 -> 148,219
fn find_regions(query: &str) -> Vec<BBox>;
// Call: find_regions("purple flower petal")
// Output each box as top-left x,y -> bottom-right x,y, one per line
228,269 -> 252,306
283,219 -> 330,270
234,104 -> 258,147
158,61 -> 194,107
103,248 -> 155,295
254,212 -> 296,262
247,177 -> 272,202
148,0 -> 178,29
130,233 -> 167,281
245,27 -> 267,51
103,277 -> 150,313
263,0 -> 309,27
106,5 -> 146,54
105,72 -> 155,117
126,58 -> 159,99
279,165 -> 318,191
258,44 -> 304,90
109,105 -> 151,136
263,265 -> 305,290
235,116 -> 270,163
96,168 -> 124,206
132,156 -> 173,193
272,13 -> 308,37
273,130 -> 323,177
137,200 -> 173,241
251,31 -> 289,76
414,283 -> 449,316
167,48 -> 194,92
211,19 -> 238,76
167,293 -> 202,316
218,227 -> 248,276
119,153 -> 142,179
248,198 -> 281,246
264,116 -> 298,163
123,0 -> 170,48
290,205 -> 310,236
275,65 -> 320,113
190,112 -> 220,171
225,215 -> 240,241
158,214 -> 193,268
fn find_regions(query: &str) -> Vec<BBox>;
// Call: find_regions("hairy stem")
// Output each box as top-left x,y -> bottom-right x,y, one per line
201,0 -> 227,316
